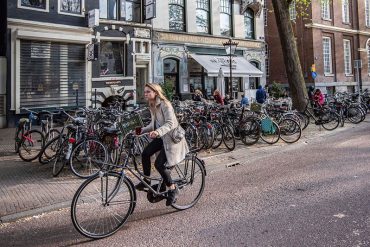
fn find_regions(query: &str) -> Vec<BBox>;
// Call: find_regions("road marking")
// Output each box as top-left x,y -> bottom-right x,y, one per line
333,213 -> 347,219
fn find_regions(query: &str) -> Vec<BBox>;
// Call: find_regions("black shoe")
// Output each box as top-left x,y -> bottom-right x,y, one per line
135,180 -> 150,191
166,187 -> 179,206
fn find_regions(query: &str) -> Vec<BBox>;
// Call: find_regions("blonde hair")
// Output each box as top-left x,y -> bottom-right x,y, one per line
214,89 -> 220,96
145,83 -> 170,107
195,89 -> 203,96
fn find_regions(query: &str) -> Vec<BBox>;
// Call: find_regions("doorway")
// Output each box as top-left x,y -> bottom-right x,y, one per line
136,67 -> 147,104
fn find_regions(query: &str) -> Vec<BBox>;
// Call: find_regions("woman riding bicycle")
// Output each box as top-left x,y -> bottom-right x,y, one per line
135,83 -> 189,206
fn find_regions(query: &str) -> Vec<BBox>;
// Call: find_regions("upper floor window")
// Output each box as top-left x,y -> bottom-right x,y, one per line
169,0 -> 186,32
59,0 -> 84,16
342,0 -> 350,23
366,0 -> 370,27
126,0 -> 141,23
343,39 -> 352,75
220,0 -> 232,36
289,0 -> 297,21
19,0 -> 48,11
196,0 -> 210,34
321,0 -> 331,20
244,8 -> 255,39
323,37 -> 333,75
367,41 -> 370,74
100,0 -> 118,20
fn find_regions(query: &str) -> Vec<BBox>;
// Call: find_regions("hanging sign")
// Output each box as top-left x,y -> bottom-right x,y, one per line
88,9 -> 99,28
144,0 -> 156,20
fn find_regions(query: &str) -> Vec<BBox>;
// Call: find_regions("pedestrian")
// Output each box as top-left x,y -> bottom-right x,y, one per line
193,89 -> 203,102
308,86 -> 315,101
213,89 -> 224,105
136,83 -> 189,206
313,88 -> 325,107
256,85 -> 267,104
240,94 -> 249,107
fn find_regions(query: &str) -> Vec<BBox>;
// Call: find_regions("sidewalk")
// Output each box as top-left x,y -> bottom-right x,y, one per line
0,123 -> 358,223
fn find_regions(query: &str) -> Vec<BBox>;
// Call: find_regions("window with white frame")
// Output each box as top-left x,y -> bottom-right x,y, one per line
366,0 -> 370,26
323,37 -> 333,75
321,0 -> 331,20
343,39 -> 352,75
196,0 -> 210,33
59,0 -> 83,15
220,0 -> 232,36
342,0 -> 350,23
169,0 -> 186,32
289,0 -> 296,21
19,0 -> 48,11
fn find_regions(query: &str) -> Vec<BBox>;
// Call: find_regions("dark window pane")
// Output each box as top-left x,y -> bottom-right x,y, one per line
21,0 -> 46,9
100,0 -> 117,20
126,0 -> 141,22
100,41 -> 124,76
164,59 -> 178,73
244,8 -> 255,39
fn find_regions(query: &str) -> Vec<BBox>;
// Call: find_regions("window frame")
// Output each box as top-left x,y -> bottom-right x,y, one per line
196,0 -> 211,34
289,0 -> 297,21
244,8 -> 255,39
125,0 -> 142,23
99,40 -> 125,77
169,0 -> 186,32
17,0 -> 50,12
343,39 -> 352,76
58,0 -> 85,17
321,0 -> 331,21
366,0 -> 370,27
323,36 -> 333,75
220,0 -> 233,37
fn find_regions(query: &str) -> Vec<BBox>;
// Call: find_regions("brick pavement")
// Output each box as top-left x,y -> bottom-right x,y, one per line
0,122 -> 359,223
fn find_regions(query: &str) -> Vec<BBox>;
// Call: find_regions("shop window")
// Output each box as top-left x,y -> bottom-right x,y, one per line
59,0 -> 83,15
169,0 -> 186,32
220,0 -> 232,36
249,61 -> 260,89
99,41 -> 124,76
18,0 -> 48,11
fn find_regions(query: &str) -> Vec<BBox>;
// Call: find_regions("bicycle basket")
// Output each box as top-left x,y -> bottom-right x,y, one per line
261,118 -> 276,134
251,103 -> 262,113
119,114 -> 144,135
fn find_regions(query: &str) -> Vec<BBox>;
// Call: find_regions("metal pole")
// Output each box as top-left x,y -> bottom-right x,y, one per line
76,89 -> 79,107
94,88 -> 97,109
356,66 -> 361,102
229,41 -> 233,99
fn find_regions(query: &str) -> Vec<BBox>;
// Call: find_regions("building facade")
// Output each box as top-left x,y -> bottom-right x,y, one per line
4,0 -> 151,126
266,0 -> 370,94
150,0 -> 266,101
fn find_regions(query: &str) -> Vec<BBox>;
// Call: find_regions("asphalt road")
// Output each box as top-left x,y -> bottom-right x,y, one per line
1,122 -> 370,247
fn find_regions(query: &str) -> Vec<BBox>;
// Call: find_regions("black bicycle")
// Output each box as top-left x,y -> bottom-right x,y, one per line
71,133 -> 206,239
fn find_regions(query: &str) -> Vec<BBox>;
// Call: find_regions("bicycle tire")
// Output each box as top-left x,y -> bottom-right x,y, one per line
222,124 -> 235,151
211,122 -> 223,149
69,138 -> 108,179
52,139 -> 69,177
44,128 -> 61,143
240,118 -> 260,146
278,118 -> 302,144
18,130 -> 45,162
321,111 -> 340,131
171,156 -> 206,210
38,135 -> 60,164
71,172 -> 135,239
260,120 -> 280,145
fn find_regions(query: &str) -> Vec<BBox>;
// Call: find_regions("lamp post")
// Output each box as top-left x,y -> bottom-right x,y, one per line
223,38 -> 238,99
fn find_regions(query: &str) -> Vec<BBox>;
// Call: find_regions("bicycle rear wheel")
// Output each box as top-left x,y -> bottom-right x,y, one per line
260,120 -> 280,145
171,156 -> 206,210
240,118 -> 260,146
222,124 -> 235,151
18,130 -> 44,162
39,135 -> 60,164
321,111 -> 340,131
71,172 -> 135,239
52,139 -> 68,177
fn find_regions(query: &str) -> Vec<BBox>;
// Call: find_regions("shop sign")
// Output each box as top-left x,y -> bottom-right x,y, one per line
105,80 -> 122,85
134,28 -> 151,38
210,57 -> 236,68
88,9 -> 99,28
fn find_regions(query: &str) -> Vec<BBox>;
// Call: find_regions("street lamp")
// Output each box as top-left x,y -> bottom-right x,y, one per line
223,38 -> 238,99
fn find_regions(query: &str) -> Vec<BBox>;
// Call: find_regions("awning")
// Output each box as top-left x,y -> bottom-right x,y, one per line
190,54 -> 263,77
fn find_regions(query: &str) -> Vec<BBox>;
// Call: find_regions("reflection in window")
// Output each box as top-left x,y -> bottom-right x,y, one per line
196,0 -> 210,33
60,0 -> 82,14
164,58 -> 178,73
100,41 -> 124,76
21,0 -> 47,9
100,0 -> 117,20
244,8 -> 255,39
169,0 -> 185,31
126,0 -> 141,22
249,61 -> 260,89
220,0 -> 232,36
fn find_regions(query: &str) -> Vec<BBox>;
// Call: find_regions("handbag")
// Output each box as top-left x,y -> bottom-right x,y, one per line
171,125 -> 185,144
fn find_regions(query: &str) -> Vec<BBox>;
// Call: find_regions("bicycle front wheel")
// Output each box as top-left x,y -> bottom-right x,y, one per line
71,172 -> 135,239
321,111 -> 340,131
279,119 -> 302,144
222,124 -> 235,151
18,130 -> 44,162
171,156 -> 206,210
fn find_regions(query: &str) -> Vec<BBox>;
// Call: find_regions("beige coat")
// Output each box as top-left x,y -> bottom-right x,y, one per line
141,97 -> 189,167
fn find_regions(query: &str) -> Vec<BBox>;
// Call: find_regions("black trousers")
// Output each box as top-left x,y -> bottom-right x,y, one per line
141,138 -> 173,186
